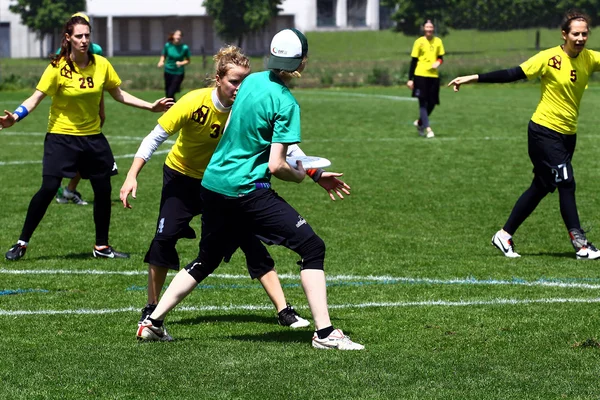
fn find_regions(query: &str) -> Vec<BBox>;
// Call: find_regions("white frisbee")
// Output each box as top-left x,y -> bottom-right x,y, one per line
286,155 -> 331,169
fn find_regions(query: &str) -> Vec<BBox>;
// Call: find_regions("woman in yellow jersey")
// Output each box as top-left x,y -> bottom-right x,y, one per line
407,19 -> 445,138
448,9 -> 600,260
122,46 -> 341,334
0,15 -> 173,261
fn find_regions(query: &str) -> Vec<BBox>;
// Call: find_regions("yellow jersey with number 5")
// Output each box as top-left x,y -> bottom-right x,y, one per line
36,55 -> 121,135
520,46 -> 600,135
159,88 -> 230,179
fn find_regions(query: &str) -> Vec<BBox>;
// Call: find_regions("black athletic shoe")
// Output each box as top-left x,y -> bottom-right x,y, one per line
5,243 -> 27,261
92,245 -> 130,259
277,303 -> 310,328
138,304 -> 157,326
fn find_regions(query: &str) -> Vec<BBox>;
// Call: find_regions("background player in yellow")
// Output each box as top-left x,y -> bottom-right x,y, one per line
0,14 -> 173,261
406,19 -> 445,138
54,12 -> 104,206
448,9 -> 600,260
121,46 -> 348,334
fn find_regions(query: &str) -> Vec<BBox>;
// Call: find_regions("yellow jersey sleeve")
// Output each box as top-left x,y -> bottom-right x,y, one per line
412,37 -> 445,78
37,56 -> 121,136
103,59 -> 121,90
521,46 -> 598,135
37,64 -> 60,97
160,88 -> 231,179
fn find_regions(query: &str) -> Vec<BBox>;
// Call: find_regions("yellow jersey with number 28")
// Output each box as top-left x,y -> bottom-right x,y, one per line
36,55 -> 121,136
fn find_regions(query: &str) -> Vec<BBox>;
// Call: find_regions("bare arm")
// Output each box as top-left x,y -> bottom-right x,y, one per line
176,58 -> 190,68
157,55 -> 165,68
269,143 -> 305,183
119,124 -> 170,208
120,158 -> 146,209
0,90 -> 47,129
106,86 -> 173,112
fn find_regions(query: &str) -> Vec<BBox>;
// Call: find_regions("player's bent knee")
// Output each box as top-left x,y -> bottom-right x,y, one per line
184,258 -> 219,283
296,235 -> 326,271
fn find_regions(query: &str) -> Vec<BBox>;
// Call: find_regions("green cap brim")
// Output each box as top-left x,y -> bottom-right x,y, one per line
267,55 -> 303,71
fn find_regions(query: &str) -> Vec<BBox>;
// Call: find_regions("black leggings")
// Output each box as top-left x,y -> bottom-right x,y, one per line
418,98 -> 436,128
503,179 -> 580,235
19,175 -> 112,245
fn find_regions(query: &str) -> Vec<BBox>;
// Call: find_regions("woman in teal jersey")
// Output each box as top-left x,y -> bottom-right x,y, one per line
157,30 -> 190,101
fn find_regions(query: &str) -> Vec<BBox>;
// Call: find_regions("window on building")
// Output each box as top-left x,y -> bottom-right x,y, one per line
0,23 -> 10,58
348,0 -> 366,27
317,0 -> 337,27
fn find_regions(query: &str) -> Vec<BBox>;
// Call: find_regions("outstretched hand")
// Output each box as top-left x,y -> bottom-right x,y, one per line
447,74 -> 478,92
0,110 -> 16,130
119,176 -> 138,209
317,172 -> 351,201
151,97 -> 175,112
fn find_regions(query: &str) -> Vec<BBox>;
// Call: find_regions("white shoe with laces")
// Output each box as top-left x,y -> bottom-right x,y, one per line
425,129 -> 435,138
312,329 -> 364,350
491,231 -> 521,258
136,317 -> 173,341
570,228 -> 600,260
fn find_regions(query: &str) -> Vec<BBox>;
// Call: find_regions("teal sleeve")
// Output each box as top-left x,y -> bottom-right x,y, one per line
272,103 -> 301,144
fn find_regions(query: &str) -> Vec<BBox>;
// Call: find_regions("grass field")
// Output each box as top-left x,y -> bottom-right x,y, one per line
5,27 -> 600,89
2,83 -> 600,399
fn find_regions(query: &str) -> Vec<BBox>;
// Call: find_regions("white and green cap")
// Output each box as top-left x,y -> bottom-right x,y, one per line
267,28 -> 308,71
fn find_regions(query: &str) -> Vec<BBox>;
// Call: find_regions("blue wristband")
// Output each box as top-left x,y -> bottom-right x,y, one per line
14,105 -> 29,122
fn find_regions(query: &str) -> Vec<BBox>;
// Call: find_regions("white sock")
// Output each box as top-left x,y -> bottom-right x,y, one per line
17,240 -> 28,246
149,269 -> 198,321
498,230 -> 512,240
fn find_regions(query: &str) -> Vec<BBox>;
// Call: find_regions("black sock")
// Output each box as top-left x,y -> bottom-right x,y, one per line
149,317 -> 163,327
316,326 -> 334,339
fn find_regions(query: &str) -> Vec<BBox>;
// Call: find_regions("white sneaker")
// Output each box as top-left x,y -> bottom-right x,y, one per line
136,317 -> 173,341
312,329 -> 364,350
413,120 -> 424,136
569,228 -> 600,260
491,231 -> 521,258
575,245 -> 600,260
425,129 -> 435,138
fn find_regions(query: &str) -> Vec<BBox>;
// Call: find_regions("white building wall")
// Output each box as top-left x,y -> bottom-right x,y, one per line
87,0 -> 206,17
0,0 -> 50,58
2,0 -> 383,58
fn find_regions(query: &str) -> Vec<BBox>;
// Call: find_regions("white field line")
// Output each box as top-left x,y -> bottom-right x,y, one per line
0,131 -> 170,143
0,149 -> 170,166
2,268 -> 600,290
296,91 -> 417,102
2,296 -> 600,316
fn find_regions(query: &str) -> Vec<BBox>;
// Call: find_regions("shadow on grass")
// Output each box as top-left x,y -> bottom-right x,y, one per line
174,313 -> 277,326
229,330 -> 311,343
525,252 -> 575,259
31,252 -> 96,261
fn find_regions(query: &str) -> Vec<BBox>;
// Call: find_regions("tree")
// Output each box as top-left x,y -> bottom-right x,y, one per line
380,0 -> 458,36
9,0 -> 86,57
203,0 -> 282,48
382,0 -> 600,49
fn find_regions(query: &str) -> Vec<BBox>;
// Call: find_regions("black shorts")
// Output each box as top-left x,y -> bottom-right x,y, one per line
145,166 -> 274,277
528,120 -> 577,192
412,76 -> 440,105
197,187 -> 318,275
42,133 -> 118,179
144,165 -> 203,269
164,72 -> 184,98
